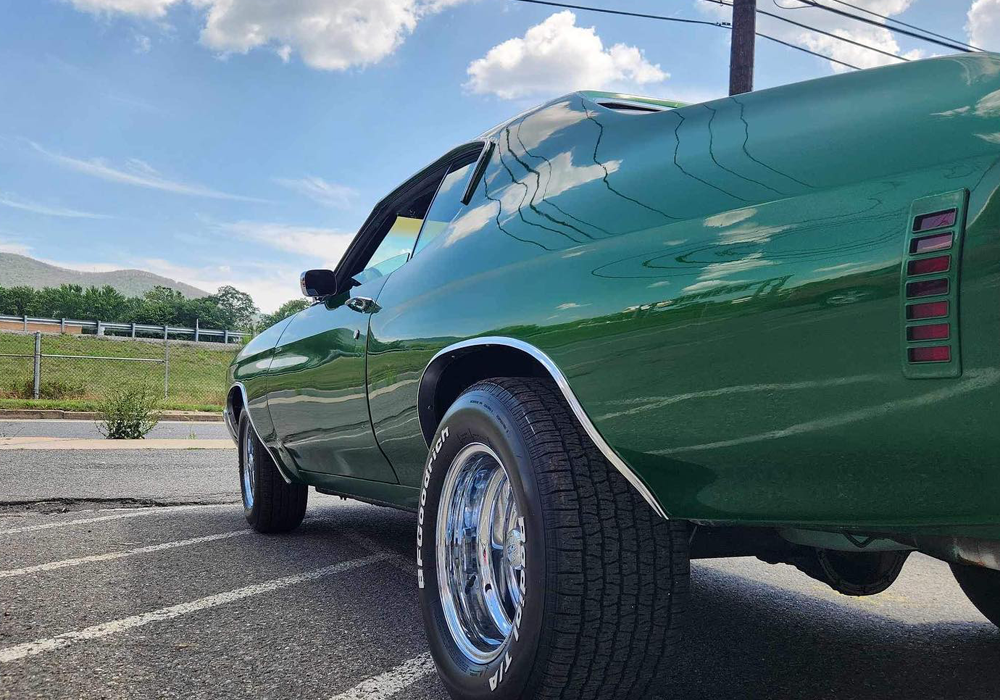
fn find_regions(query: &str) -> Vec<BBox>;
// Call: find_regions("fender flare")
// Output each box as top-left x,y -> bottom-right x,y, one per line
417,337 -> 667,519
226,382 -> 293,485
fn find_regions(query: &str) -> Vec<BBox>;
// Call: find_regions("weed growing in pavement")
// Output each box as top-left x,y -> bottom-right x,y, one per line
97,384 -> 161,439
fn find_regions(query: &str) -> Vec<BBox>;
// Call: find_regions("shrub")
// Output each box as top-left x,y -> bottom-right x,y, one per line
97,384 -> 161,439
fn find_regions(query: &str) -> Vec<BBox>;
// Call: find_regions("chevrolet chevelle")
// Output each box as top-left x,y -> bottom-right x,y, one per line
227,54 -> 1000,699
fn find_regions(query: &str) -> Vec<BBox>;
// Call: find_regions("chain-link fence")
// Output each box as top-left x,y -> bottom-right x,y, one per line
0,330 -> 240,410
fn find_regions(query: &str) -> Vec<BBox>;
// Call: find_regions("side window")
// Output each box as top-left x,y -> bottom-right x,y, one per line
352,216 -> 422,286
412,159 -> 476,256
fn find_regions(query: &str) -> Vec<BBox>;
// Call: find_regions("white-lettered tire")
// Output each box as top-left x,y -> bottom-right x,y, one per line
238,412 -> 307,533
417,377 -> 689,700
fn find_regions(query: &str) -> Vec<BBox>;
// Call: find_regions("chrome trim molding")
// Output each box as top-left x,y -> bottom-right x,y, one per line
419,337 -> 669,520
228,382 -> 293,485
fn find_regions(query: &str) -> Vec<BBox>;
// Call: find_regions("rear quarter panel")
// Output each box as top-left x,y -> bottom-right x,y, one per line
368,54 -> 1000,531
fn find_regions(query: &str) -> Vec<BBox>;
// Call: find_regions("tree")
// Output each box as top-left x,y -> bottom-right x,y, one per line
1,286 -> 39,316
259,299 -> 308,330
81,285 -> 129,322
0,282 -> 261,335
138,286 -> 187,325
210,285 -> 258,330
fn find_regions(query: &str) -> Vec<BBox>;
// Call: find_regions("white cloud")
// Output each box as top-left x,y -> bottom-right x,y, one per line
25,251 -> 296,312
275,176 -> 358,209
543,150 -> 620,198
68,0 -> 178,18
35,259 -> 124,272
698,0 -> 923,74
0,239 -> 32,256
216,220 -> 355,269
444,199 -> 497,247
704,208 -> 756,228
466,11 -> 668,99
134,257 -> 301,312
133,32 -> 152,53
0,192 -> 112,219
29,142 -> 265,202
67,0 -> 471,71
968,0 -> 1000,51
515,100 -> 590,150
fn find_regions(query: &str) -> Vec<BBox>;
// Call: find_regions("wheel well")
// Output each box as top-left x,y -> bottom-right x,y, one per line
227,385 -> 245,423
417,344 -> 549,445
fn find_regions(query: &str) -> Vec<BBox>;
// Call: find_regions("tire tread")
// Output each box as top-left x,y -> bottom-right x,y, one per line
240,414 -> 307,534
466,377 -> 689,700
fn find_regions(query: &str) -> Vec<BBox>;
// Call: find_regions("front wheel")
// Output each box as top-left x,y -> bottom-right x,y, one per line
238,412 -> 307,533
417,377 -> 689,700
952,563 -> 1000,629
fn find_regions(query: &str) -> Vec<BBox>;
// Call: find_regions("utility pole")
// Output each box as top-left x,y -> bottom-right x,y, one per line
729,0 -> 757,96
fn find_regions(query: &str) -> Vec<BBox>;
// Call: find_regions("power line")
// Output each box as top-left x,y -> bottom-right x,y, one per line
754,4 -> 908,62
510,0 -> 861,72
757,31 -> 861,70
510,0 -> 730,27
781,0 -> 975,53
707,0 -> 906,64
825,0 -> 984,52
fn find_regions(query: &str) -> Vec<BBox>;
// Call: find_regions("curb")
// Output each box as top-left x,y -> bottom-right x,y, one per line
0,409 -> 223,422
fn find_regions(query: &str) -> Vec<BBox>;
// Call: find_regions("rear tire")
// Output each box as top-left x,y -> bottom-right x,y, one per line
238,412 -> 307,533
417,377 -> 689,700
951,563 -> 1000,629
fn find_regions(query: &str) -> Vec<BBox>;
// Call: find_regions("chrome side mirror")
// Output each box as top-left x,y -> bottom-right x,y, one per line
300,269 -> 338,299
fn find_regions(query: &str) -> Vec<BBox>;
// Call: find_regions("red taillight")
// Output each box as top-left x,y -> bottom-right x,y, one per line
911,232 -> 953,254
913,209 -> 957,232
908,346 -> 951,363
906,278 -> 949,298
906,301 -> 949,319
907,255 -> 950,276
907,323 -> 950,341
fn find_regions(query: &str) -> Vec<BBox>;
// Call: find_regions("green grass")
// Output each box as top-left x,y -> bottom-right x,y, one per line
0,398 -> 223,413
0,332 -> 236,408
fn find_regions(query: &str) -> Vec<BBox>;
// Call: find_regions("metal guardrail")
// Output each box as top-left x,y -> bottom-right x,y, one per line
0,314 -> 246,343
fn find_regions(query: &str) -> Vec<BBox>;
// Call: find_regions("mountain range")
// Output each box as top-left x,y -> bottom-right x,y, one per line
0,253 -> 210,299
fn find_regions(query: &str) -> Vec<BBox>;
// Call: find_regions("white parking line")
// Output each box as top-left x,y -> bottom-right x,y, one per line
0,504 -> 235,536
0,530 -> 251,578
0,553 -> 389,664
329,653 -> 436,700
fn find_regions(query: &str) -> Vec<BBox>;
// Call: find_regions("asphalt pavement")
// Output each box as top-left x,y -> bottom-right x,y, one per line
0,420 -> 228,440
1,432 -> 998,699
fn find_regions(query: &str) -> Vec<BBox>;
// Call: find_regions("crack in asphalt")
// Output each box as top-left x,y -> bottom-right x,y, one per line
0,498 -> 239,515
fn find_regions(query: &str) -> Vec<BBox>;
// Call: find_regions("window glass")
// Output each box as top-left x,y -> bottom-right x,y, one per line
353,216 -> 422,285
413,160 -> 476,256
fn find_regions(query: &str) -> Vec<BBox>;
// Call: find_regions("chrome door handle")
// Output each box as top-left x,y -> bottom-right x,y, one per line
346,296 -> 378,314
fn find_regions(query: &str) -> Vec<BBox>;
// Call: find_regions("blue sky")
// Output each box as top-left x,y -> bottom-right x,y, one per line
0,0 -> 995,311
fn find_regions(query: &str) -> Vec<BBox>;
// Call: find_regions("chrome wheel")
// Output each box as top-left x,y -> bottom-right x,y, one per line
436,443 -> 525,664
243,429 -> 256,510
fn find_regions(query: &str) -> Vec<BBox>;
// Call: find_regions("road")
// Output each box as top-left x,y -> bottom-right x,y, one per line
0,420 -> 228,440
1,437 -> 999,699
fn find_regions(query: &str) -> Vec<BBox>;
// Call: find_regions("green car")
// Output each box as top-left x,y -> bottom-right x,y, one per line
227,53 -> 1000,699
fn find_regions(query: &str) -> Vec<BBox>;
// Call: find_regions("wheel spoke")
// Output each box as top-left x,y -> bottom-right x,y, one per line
436,443 -> 524,664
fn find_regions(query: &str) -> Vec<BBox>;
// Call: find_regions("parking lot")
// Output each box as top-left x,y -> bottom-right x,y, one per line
2,420 -> 1000,699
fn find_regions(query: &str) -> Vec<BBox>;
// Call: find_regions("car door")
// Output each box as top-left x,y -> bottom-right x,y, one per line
266,218 -> 424,482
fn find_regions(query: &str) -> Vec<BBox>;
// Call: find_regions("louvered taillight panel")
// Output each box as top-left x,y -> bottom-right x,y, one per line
901,190 -> 968,379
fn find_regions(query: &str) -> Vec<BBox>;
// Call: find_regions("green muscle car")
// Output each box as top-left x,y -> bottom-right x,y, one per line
227,53 -> 1000,699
